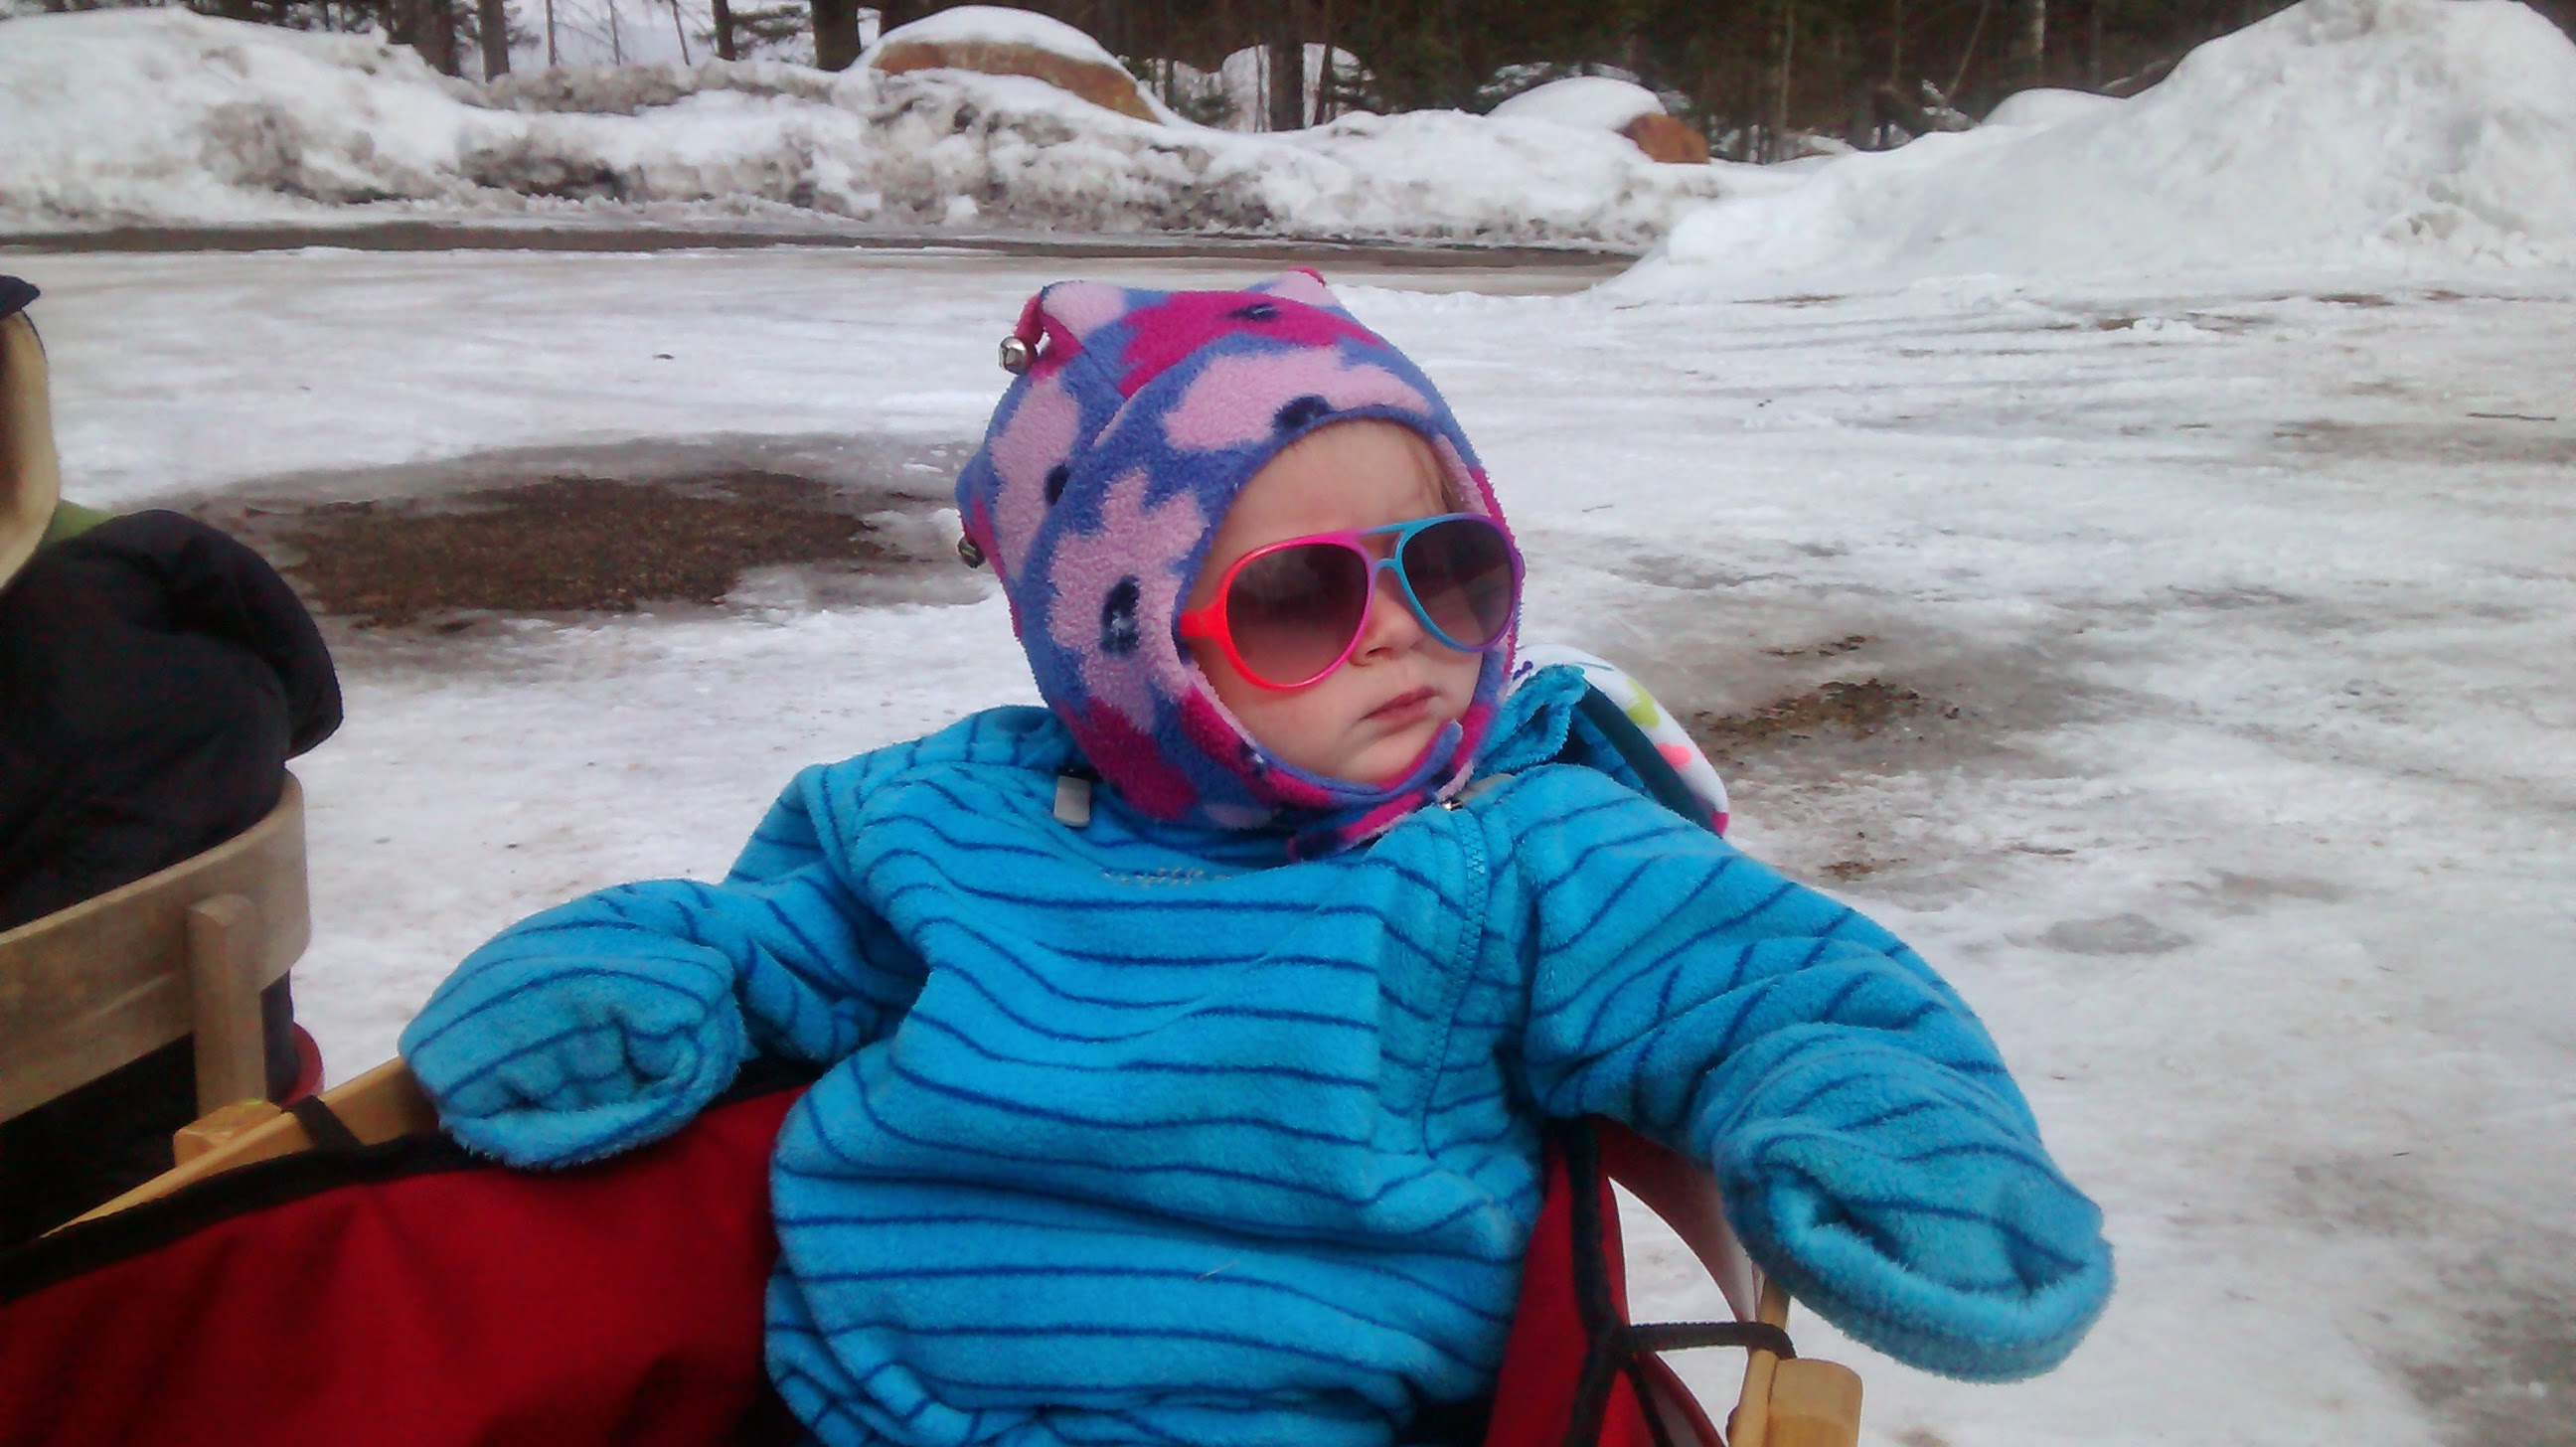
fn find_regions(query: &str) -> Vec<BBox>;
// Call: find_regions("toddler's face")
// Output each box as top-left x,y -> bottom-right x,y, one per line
1183,421 -> 1489,786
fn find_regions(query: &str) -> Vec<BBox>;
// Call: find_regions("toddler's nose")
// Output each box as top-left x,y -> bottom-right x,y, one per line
1353,563 -> 1428,660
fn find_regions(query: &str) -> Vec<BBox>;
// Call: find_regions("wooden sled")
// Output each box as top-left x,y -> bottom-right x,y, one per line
51,1055 -> 1860,1447
5,670 -> 1858,1446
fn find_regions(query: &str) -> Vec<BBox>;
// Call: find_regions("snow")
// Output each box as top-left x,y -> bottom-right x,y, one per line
1213,42 -> 1365,130
860,3 -> 1119,67
14,239 -> 2573,1447
1488,76 -> 1664,132
0,9 -> 1731,246
9,0 -> 2576,1438
1622,0 -> 2576,293
1980,86 -> 2125,129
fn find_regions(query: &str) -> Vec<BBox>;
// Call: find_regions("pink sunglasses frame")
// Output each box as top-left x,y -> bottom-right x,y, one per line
1175,513 -> 1524,691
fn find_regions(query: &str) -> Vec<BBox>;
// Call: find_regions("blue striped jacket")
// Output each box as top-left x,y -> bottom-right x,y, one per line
401,667 -> 2111,1446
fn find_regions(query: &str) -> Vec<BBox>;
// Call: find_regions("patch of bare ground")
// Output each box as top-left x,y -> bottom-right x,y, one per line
201,470 -> 936,629
1686,678 -> 1966,767
2403,1278 -> 2576,1447
1682,676 -> 1975,884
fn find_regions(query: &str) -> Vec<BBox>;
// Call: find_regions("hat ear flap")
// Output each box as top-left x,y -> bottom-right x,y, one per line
1013,281 -> 1134,370
0,313 -> 61,590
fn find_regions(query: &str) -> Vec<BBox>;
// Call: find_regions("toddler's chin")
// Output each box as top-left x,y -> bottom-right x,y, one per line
1344,716 -> 1457,787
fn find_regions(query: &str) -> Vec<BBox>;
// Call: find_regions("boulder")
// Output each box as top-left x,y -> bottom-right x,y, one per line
1488,77 -> 1707,163
872,39 -> 1156,122
1618,111 -> 1708,164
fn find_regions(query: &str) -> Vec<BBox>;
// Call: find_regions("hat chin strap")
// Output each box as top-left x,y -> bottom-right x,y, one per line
0,314 -> 62,590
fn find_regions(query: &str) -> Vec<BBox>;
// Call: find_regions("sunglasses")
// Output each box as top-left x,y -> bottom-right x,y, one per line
1177,513 -> 1523,691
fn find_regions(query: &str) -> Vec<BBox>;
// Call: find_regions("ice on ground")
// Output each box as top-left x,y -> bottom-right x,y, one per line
0,9 -> 1735,245
18,242 -> 2573,1447
1621,0 -> 2576,293
1487,76 -> 1664,131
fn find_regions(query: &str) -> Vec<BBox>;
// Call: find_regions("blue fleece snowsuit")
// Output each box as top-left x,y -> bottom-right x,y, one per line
402,668 -> 2111,1447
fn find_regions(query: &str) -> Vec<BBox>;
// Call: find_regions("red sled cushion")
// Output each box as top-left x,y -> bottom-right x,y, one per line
2,1092 -> 1738,1447
0,1083 -> 806,1447
1481,1123 -> 1729,1447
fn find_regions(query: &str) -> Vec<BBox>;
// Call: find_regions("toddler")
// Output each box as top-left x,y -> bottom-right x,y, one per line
401,271 -> 2111,1447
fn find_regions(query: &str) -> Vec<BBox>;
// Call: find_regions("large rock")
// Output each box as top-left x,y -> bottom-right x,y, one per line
868,5 -> 1156,124
1489,77 -> 1706,163
873,40 -> 1155,121
1619,111 -> 1708,164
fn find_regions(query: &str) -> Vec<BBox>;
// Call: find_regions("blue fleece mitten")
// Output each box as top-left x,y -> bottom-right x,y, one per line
400,923 -> 749,1169
1711,1038 -> 2112,1381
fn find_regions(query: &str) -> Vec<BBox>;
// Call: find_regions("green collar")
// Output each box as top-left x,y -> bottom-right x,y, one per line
39,499 -> 111,548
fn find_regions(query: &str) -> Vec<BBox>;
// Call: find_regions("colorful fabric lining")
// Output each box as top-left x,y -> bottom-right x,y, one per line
1513,644 -> 1730,837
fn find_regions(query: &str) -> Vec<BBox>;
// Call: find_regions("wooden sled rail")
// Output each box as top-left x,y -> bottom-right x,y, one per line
62,1057 -> 438,1229
0,776 -> 308,1123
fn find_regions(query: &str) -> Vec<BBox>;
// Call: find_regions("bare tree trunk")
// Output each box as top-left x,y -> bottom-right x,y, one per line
430,0 -> 462,75
1267,2 -> 1304,130
546,0 -> 559,66
670,0 -> 691,63
1773,0 -> 1796,161
607,0 -> 622,64
811,0 -> 861,70
711,0 -> 735,60
2086,0 -> 2102,87
1947,0 -> 1991,100
1315,0 -> 1336,121
2019,0 -> 2046,86
478,0 -> 510,77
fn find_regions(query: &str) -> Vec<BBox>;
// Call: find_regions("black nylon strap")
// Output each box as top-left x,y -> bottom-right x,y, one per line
286,1096 -> 363,1153
1559,1121 -> 1627,1447
1553,1119 -> 1803,1447
1627,1320 -> 1796,1360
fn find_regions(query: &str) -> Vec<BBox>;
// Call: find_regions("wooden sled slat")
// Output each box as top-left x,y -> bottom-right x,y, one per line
0,776 -> 308,1123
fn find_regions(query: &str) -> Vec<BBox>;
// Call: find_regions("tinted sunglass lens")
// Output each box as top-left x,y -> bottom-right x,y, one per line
1225,543 -> 1370,686
1402,518 -> 1517,648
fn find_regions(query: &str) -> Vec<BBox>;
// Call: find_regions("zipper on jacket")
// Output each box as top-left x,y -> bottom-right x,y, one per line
1417,780 -> 1496,1142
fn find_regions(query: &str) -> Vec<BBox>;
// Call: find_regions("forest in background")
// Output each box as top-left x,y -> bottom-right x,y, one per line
18,0 -> 2576,159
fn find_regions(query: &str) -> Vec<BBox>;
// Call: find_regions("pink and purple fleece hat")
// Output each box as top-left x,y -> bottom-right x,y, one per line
954,269 -> 1517,854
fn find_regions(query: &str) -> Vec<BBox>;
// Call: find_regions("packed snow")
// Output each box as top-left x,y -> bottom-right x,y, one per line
16,235 -> 2572,1447
1624,0 -> 2576,292
7,0 -> 2576,1443
0,8 -> 1730,246
1488,76 -> 1666,132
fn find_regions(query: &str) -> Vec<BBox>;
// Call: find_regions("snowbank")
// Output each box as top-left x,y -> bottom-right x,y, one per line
1980,86 -> 2124,129
859,3 -> 1112,64
0,9 -> 1736,246
1619,0 -> 2576,293
1489,77 -> 1663,132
